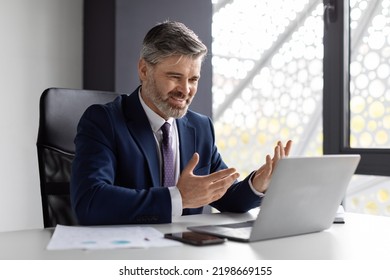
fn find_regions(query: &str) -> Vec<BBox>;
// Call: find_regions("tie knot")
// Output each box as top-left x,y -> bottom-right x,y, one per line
161,122 -> 171,143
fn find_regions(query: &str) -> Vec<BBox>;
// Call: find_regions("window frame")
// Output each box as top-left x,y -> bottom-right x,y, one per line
323,0 -> 390,176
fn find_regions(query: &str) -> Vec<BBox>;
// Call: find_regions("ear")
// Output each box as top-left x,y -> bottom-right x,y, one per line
138,58 -> 148,82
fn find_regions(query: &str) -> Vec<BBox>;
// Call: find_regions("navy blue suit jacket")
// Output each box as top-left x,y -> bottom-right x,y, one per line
70,88 -> 261,225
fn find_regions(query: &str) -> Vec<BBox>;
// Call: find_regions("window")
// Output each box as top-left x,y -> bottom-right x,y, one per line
323,0 -> 390,215
323,0 -> 390,176
213,0 -> 390,216
350,0 -> 390,149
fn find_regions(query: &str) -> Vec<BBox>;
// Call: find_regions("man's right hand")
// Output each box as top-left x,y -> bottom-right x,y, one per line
176,153 -> 239,209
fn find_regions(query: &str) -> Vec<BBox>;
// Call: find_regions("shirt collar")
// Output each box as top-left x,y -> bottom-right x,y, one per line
138,89 -> 174,133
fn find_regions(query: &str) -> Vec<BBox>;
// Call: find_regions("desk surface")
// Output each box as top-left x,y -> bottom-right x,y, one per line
1,211 -> 390,260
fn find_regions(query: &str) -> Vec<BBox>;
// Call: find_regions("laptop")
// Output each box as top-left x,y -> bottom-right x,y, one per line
188,155 -> 360,242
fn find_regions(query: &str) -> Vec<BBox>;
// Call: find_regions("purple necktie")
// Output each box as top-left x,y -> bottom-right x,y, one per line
161,122 -> 175,187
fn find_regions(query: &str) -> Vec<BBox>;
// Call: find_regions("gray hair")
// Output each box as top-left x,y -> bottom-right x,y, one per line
140,21 -> 208,65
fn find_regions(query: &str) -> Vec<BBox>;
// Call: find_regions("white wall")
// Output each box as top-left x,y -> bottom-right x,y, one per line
0,0 -> 83,232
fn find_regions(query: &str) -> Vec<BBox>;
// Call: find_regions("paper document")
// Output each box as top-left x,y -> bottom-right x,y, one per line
47,225 -> 181,250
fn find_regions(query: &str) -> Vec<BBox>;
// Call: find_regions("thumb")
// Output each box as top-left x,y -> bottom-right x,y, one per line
182,153 -> 199,175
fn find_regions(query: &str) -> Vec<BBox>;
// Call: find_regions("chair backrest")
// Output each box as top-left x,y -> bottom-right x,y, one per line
37,88 -> 121,228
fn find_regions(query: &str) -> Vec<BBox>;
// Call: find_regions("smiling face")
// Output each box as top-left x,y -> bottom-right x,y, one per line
138,55 -> 202,120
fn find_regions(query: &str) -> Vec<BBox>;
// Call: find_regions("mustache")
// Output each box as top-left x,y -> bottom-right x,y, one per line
168,91 -> 188,99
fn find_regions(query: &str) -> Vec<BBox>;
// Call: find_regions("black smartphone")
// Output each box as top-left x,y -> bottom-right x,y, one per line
164,231 -> 225,246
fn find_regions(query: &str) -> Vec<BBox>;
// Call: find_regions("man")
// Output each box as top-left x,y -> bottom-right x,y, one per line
70,21 -> 292,225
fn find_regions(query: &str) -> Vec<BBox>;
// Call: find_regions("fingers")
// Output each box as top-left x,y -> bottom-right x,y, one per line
280,140 -> 292,156
266,140 -> 293,179
202,168 -> 239,203
254,155 -> 272,178
252,155 -> 273,193
211,169 -> 240,189
274,143 -> 281,160
273,140 -> 292,160
284,140 -> 293,156
265,154 -> 272,175
208,174 -> 237,202
270,143 -> 281,170
208,167 -> 239,183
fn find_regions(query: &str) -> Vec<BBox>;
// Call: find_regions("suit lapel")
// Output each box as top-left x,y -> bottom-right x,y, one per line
176,116 -> 196,173
122,90 -> 160,186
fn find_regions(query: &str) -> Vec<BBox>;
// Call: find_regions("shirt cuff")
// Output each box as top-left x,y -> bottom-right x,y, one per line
248,172 -> 265,197
168,186 -> 183,217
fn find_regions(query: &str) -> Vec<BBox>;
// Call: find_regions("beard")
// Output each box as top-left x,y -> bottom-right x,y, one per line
142,78 -> 193,119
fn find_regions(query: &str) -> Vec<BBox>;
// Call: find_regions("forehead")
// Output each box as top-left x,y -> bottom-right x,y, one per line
154,55 -> 202,75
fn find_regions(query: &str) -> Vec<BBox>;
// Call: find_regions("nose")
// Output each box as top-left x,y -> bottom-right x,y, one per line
177,80 -> 191,95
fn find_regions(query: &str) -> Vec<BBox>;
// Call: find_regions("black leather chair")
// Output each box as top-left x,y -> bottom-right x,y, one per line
37,88 -> 121,227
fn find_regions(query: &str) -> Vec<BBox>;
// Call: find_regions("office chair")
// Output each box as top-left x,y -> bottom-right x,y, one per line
37,88 -> 121,228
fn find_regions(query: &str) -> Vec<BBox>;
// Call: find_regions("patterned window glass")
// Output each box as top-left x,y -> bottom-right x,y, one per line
212,0 -> 324,178
349,0 -> 390,148
345,0 -> 390,216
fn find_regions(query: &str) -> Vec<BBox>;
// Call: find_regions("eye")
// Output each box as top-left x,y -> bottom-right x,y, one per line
190,77 -> 200,83
168,74 -> 181,81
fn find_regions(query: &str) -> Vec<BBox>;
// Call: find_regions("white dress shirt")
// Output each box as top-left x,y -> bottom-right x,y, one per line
138,91 -> 183,217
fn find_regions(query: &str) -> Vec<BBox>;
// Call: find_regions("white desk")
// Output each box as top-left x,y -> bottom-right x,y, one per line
1,211 -> 390,260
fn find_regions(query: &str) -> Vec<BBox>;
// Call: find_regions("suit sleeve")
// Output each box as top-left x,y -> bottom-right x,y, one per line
70,104 -> 172,225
